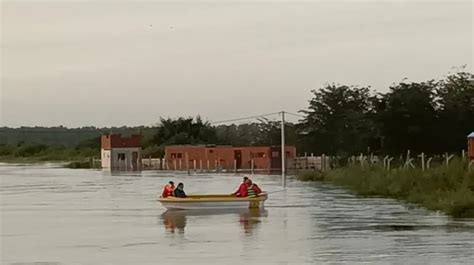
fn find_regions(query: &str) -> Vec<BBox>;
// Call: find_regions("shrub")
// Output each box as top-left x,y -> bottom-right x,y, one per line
64,161 -> 91,169
297,159 -> 474,218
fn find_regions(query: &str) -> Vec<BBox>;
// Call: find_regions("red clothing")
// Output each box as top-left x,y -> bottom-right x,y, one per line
162,184 -> 174,198
233,183 -> 248,197
233,182 -> 262,197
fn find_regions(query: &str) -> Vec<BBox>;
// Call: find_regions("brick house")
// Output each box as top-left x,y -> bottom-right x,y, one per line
101,134 -> 142,171
164,145 -> 296,172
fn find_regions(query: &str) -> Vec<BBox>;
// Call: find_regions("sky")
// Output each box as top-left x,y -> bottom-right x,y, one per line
1,0 -> 472,128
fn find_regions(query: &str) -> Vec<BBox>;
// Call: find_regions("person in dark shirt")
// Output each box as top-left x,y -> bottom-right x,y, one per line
173,183 -> 187,198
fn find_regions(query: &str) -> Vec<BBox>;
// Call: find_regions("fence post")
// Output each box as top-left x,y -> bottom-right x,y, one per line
305,152 -> 308,169
207,160 -> 210,172
321,154 -> 326,171
185,153 -> 190,175
403,150 -> 415,169
419,152 -> 425,172
383,155 -> 389,168
359,153 -> 365,168
427,157 -> 433,169
444,153 -> 454,167
462,149 -> 466,161
234,159 -> 237,173
469,160 -> 473,172
251,159 -> 254,175
268,158 -> 271,174
387,157 -> 394,170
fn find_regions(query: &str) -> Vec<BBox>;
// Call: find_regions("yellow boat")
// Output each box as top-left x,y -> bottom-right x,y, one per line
158,193 -> 268,210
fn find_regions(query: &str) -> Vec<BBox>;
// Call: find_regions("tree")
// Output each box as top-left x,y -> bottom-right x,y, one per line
152,116 -> 217,146
436,72 -> 474,152
378,81 -> 438,154
300,84 -> 375,156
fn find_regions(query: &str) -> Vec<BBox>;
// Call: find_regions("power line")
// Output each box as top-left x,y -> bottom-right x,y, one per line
209,111 -> 282,125
285,111 -> 306,119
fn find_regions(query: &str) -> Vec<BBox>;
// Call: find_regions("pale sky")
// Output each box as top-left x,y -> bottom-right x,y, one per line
1,0 -> 472,128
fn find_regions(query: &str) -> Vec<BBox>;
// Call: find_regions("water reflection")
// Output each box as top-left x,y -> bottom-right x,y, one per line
161,211 -> 187,234
239,208 -> 268,235
161,208 -> 268,235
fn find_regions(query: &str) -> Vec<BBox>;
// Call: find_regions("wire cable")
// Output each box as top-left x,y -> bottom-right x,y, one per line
284,111 -> 306,119
209,111 -> 282,125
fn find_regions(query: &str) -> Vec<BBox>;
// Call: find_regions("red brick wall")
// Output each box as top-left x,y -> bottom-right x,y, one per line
469,138 -> 474,160
205,146 -> 235,170
101,134 -> 142,150
165,146 -> 206,161
164,145 -> 297,170
285,146 -> 297,158
239,147 -> 271,169
165,145 -> 235,170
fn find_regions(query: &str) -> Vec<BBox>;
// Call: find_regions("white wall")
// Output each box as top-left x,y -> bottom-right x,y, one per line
101,149 -> 111,169
109,147 -> 142,171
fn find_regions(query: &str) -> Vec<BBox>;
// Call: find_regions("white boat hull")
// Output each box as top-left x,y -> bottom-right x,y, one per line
161,200 -> 265,210
158,194 -> 267,210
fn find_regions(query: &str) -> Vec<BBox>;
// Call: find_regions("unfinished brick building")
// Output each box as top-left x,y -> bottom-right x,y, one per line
164,145 -> 296,172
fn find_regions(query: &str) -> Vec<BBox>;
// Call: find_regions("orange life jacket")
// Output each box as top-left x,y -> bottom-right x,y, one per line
162,184 -> 174,198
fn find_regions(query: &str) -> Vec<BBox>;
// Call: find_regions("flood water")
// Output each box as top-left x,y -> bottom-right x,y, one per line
1,163 -> 473,264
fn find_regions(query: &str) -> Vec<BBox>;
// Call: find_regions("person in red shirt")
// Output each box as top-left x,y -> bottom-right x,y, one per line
232,176 -> 249,197
161,181 -> 175,198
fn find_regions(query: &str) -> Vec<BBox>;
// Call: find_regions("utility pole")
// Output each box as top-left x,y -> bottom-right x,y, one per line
281,111 -> 286,188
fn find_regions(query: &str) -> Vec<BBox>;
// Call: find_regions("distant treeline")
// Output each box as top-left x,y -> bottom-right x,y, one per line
1,71 -> 473,160
0,126 -> 157,147
0,126 -> 158,161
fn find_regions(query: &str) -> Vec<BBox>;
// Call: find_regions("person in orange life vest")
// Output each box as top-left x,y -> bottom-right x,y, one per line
161,181 -> 175,198
245,179 -> 262,197
232,176 -> 249,197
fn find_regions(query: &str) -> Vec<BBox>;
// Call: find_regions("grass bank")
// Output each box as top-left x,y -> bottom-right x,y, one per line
298,159 -> 474,218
